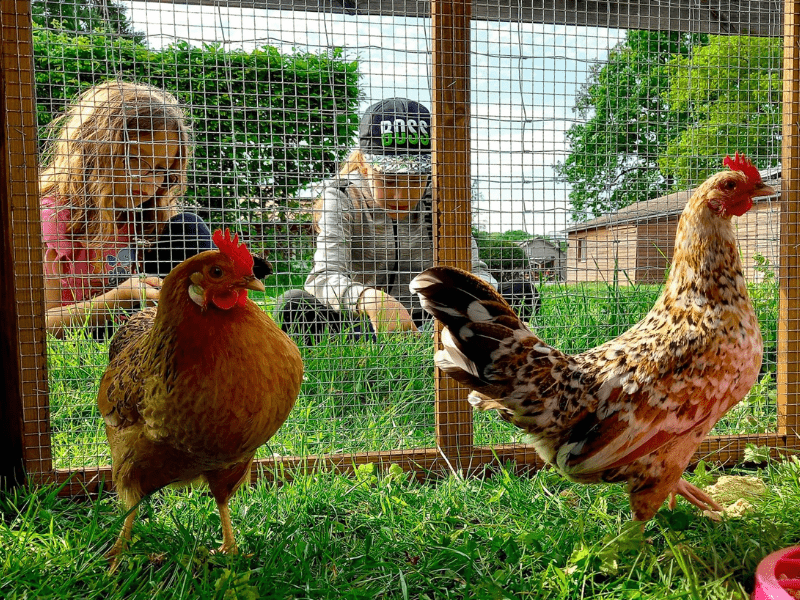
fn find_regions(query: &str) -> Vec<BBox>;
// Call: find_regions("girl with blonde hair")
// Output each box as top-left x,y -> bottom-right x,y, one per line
40,80 -> 213,337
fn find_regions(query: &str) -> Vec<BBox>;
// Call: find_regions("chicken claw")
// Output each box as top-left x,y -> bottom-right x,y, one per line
668,478 -> 723,514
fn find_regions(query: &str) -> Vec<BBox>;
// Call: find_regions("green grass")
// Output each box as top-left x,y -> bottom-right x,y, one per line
12,279 -> 793,598
45,280 -> 780,468
2,458 -> 800,598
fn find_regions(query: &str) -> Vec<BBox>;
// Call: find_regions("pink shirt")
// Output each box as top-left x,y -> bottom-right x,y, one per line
41,197 -> 137,305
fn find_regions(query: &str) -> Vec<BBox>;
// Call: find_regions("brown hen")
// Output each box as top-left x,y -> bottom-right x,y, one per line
97,229 -> 303,567
410,154 -> 771,522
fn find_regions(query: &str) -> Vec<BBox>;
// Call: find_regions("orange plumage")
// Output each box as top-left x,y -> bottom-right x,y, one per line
411,155 -> 771,521
97,229 -> 303,567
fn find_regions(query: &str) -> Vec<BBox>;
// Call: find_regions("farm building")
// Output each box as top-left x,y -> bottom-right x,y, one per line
517,237 -> 567,281
563,173 -> 781,285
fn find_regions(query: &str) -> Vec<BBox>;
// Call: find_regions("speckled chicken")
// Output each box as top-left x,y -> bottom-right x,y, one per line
97,229 -> 303,567
410,154 -> 770,521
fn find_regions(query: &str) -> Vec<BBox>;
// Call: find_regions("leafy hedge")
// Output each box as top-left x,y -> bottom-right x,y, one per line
33,31 -> 361,229
472,229 -> 530,283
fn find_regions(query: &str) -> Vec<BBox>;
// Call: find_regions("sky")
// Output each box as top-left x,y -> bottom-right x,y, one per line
123,2 -> 626,236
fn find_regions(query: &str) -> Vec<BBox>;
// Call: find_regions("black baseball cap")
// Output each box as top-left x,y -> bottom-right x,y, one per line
358,98 -> 432,174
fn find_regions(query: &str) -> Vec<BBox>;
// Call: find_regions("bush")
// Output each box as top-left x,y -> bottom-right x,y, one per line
472,229 -> 530,283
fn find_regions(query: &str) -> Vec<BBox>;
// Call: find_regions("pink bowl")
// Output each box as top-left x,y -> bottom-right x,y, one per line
753,546 -> 800,600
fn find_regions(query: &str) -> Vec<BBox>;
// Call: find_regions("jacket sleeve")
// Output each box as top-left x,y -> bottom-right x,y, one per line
304,184 -> 368,312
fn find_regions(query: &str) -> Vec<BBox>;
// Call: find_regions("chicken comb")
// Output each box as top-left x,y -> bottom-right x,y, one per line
723,152 -> 762,183
212,228 -> 254,278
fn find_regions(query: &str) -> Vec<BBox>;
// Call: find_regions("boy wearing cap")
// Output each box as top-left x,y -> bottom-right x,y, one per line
274,98 -> 536,342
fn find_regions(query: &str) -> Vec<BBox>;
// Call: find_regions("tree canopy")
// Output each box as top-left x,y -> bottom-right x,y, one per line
32,0 -> 144,42
660,35 -> 782,187
556,31 -> 782,221
554,31 -> 707,222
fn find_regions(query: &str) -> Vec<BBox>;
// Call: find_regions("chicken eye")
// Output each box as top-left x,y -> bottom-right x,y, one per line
209,266 -> 225,279
725,180 -> 736,191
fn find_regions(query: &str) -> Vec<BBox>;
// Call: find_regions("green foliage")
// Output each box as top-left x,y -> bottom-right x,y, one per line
31,0 -> 144,41
148,43 -> 360,224
532,280 -> 662,355
660,35 -> 783,187
32,30 -> 361,238
472,228 -> 530,283
555,31 -> 708,222
33,31 -> 149,125
748,252 -> 778,376
558,32 -> 782,219
494,229 -> 534,242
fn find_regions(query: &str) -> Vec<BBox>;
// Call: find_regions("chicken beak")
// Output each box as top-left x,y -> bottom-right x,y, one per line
244,276 -> 266,293
754,182 -> 777,198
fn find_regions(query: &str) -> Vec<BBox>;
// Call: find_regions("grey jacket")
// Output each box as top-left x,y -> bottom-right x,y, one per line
305,171 -> 496,318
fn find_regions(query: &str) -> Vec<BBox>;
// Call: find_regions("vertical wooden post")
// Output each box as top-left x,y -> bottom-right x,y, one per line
430,0 -> 474,470
0,0 -> 52,487
779,0 -> 800,444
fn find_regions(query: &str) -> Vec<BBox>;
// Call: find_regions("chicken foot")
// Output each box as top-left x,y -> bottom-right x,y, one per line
668,478 -> 723,513
106,505 -> 139,572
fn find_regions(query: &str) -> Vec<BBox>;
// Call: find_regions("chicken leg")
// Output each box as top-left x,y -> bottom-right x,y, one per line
668,478 -> 723,513
205,458 -> 254,554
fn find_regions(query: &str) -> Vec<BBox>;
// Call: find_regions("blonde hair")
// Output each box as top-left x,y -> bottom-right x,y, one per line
39,80 -> 192,249
312,149 -> 372,230
337,148 -> 371,177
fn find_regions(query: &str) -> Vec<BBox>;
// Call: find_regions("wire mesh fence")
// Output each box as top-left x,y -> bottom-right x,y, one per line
1,0 -> 798,494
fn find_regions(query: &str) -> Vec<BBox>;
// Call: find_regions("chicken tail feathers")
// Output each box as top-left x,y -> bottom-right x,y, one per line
410,266 -> 551,398
410,266 -> 520,329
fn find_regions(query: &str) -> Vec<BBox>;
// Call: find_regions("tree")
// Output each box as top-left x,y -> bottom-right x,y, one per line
554,30 -> 707,222
32,0 -> 144,42
659,35 -> 782,187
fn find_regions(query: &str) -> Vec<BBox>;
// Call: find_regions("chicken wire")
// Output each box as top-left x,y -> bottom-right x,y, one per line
2,0 -> 798,490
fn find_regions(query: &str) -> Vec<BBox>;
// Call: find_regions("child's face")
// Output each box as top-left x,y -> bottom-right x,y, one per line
370,173 -> 429,220
112,130 -> 182,210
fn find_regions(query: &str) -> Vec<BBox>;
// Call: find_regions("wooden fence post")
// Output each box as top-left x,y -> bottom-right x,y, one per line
430,0 -> 474,472
0,0 -> 52,488
779,0 -> 800,444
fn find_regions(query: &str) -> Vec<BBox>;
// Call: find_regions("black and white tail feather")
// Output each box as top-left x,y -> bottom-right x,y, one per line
409,266 -> 553,407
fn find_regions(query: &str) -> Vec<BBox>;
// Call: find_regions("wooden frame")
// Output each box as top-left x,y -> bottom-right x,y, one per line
142,0 -> 784,38
1,0 -> 798,497
1,0 -> 51,490
779,0 -> 800,441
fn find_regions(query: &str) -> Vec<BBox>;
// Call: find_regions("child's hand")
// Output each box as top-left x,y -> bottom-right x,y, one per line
358,288 -> 418,333
115,276 -> 163,310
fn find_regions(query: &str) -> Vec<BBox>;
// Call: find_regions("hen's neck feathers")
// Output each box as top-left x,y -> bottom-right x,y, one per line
154,262 -> 201,324
661,181 -> 748,307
